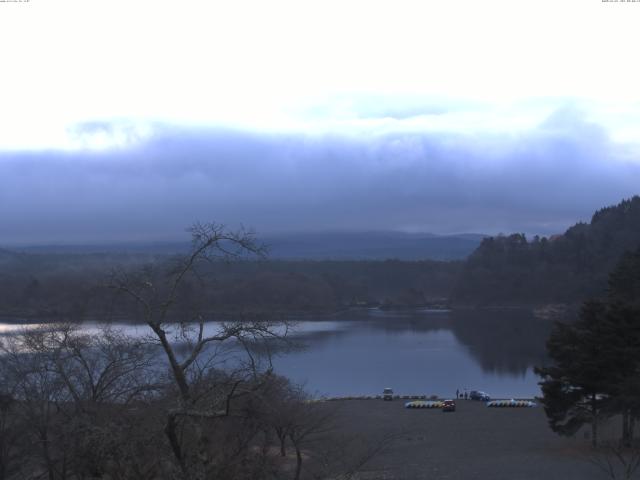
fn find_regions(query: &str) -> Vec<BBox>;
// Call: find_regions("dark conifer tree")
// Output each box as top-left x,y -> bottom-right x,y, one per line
603,249 -> 640,446
535,301 -> 612,447
537,247 -> 640,447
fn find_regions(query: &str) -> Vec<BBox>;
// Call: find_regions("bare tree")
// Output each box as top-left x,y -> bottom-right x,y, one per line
288,402 -> 336,480
108,222 -> 292,478
0,324 -> 161,480
0,388 -> 20,480
1,329 -> 74,480
256,376 -> 400,480
17,324 -> 157,406
587,440 -> 640,480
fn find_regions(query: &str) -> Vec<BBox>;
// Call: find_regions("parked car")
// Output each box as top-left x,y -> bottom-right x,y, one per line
442,399 -> 456,412
469,390 -> 490,401
383,388 -> 394,401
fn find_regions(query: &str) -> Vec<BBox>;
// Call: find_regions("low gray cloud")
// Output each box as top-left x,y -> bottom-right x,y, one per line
1,110 -> 639,245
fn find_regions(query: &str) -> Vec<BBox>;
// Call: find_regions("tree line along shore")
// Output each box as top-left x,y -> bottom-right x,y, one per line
1,196 -> 640,321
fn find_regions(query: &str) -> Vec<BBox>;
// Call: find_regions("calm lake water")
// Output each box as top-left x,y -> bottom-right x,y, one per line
270,308 -> 552,398
0,308 -> 553,399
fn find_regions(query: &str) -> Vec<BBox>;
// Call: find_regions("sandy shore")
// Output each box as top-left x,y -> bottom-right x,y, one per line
319,399 -> 617,480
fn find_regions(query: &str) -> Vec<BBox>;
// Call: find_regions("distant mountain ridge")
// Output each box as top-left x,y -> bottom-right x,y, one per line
455,196 -> 640,304
264,232 -> 485,260
14,232 -> 486,261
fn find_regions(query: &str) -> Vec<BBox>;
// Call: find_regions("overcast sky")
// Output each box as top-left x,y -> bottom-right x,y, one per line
1,0 -> 640,244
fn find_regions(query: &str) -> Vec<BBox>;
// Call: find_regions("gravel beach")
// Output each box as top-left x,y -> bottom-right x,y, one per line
320,399 -> 616,480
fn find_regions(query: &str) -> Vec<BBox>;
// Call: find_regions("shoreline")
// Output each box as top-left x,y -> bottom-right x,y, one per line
0,303 -> 573,326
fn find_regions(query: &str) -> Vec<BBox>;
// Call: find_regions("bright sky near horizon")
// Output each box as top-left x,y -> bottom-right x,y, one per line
1,0 -> 640,150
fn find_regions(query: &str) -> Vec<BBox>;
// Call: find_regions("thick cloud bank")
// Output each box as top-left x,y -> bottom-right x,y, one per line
1,110 -> 639,244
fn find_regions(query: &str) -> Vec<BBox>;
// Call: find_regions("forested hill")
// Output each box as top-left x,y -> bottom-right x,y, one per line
454,196 -> 640,305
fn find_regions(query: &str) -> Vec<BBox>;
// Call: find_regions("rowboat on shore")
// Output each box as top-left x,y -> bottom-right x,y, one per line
487,399 -> 536,408
405,400 -> 444,409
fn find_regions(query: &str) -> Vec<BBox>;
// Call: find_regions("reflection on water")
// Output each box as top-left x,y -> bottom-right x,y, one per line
0,308 -> 554,398
451,308 -> 552,376
270,308 -> 553,398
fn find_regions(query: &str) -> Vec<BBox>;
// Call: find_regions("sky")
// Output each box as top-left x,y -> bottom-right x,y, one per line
1,0 -> 640,244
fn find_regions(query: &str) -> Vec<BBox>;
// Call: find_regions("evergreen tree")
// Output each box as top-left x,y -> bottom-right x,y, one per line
607,249 -> 640,308
535,301 -> 612,447
536,247 -> 640,447
603,249 -> 640,446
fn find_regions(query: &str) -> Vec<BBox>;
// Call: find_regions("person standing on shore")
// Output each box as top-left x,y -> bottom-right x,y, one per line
456,388 -> 460,399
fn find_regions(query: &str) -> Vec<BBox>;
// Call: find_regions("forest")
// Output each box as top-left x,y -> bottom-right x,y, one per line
2,196 -> 640,321
0,252 -> 460,321
455,196 -> 640,305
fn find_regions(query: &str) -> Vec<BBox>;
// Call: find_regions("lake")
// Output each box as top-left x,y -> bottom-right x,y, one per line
270,308 -> 552,398
0,308 -> 553,399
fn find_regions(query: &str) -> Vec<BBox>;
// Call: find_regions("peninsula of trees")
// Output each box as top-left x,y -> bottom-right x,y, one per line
455,196 -> 640,305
